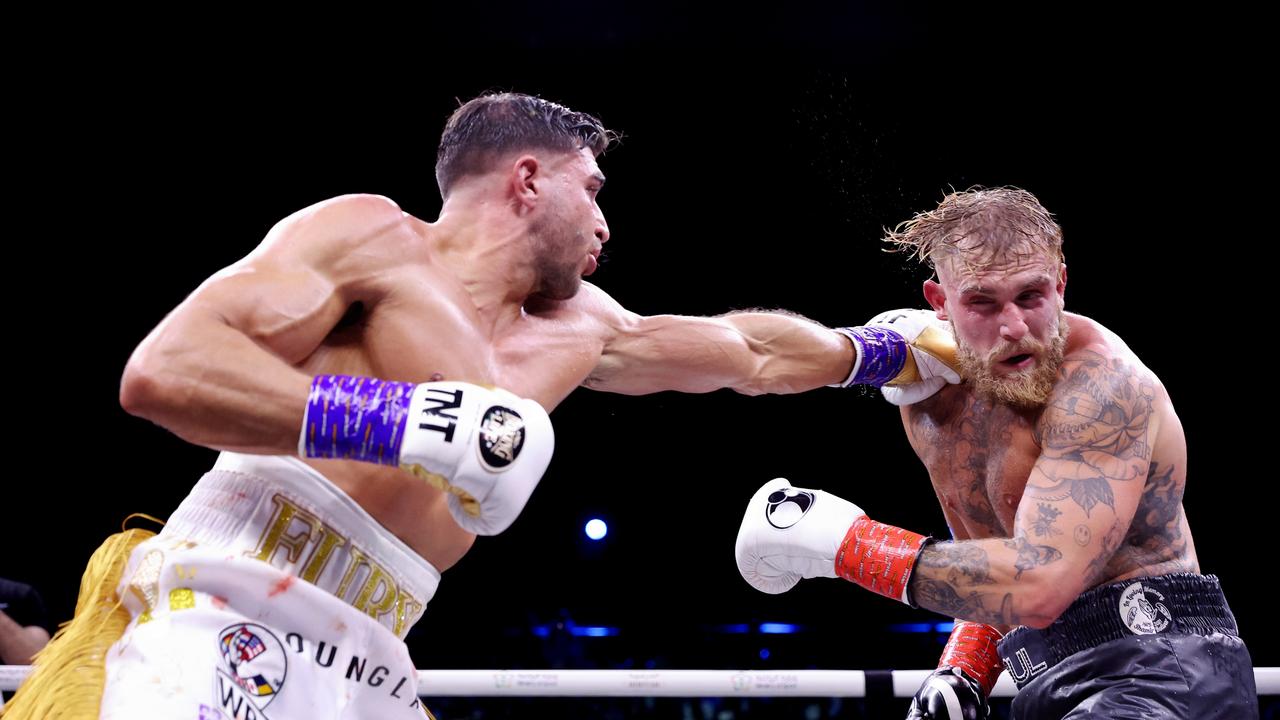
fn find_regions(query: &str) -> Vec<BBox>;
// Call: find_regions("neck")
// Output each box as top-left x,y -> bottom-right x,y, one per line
428,197 -> 540,334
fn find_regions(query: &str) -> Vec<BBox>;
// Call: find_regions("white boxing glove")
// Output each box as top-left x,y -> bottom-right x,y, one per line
398,382 -> 554,536
734,478 -> 865,594
301,377 -> 554,536
831,309 -> 961,406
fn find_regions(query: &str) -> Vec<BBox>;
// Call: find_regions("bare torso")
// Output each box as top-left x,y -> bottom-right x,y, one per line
901,313 -> 1198,589
294,215 -> 610,570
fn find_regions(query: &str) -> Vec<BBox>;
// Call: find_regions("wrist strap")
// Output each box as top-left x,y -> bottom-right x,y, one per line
829,326 -> 908,388
834,515 -> 928,604
939,620 -> 1004,696
300,375 -> 416,464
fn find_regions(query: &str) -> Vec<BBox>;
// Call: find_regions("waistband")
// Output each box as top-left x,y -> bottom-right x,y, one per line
997,573 -> 1238,690
161,452 -> 441,639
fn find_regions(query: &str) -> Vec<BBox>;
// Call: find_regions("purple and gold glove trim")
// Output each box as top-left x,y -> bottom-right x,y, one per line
301,375 -> 415,465
833,326 -> 908,387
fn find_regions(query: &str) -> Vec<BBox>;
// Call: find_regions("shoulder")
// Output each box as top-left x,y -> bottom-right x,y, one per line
1040,320 -> 1161,452
1057,313 -> 1163,397
539,281 -> 638,327
247,194 -> 418,265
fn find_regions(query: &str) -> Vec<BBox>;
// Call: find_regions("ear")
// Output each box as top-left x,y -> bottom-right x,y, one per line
1056,263 -> 1068,298
923,279 -> 949,320
510,155 -> 540,212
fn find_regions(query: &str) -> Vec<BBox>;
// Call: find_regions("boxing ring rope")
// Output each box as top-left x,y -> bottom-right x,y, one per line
2,665 -> 1278,697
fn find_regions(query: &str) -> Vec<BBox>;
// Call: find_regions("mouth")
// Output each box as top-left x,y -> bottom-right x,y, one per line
583,250 -> 600,276
996,353 -> 1035,373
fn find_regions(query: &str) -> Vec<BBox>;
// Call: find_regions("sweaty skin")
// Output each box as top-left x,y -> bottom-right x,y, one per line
121,148 -> 853,573
903,309 -> 1196,630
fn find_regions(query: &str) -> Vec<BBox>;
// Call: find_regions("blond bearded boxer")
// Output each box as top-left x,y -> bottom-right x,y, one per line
735,188 -> 1258,719
6,93 -> 958,720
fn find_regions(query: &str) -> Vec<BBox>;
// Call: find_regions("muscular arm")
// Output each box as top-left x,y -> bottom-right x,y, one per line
582,286 -> 854,395
119,194 -> 412,454
907,351 -> 1157,628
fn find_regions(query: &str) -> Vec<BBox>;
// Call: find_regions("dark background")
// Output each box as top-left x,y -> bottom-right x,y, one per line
5,4 -> 1271,715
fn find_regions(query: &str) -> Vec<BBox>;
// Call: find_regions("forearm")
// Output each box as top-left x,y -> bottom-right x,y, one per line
720,312 -> 852,394
0,610 -> 49,665
909,537 -> 1069,629
121,315 -> 312,455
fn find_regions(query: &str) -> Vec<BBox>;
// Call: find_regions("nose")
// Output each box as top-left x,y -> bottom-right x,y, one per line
595,213 -> 610,244
999,303 -> 1028,343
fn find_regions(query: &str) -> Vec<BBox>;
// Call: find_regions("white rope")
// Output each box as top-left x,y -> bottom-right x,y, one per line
2,665 -> 1278,697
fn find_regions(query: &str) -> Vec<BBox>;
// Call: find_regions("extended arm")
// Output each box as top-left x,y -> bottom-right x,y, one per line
584,288 -> 956,398
586,302 -> 854,396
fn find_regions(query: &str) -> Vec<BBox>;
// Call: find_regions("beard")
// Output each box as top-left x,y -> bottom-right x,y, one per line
530,211 -> 587,301
954,311 -> 1069,409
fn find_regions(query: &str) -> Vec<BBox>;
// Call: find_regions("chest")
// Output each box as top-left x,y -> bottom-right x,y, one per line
904,388 -> 1042,537
299,277 -> 605,411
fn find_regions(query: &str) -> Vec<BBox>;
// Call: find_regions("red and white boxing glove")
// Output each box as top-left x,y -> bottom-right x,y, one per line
735,478 -> 930,602
905,621 -> 1004,720
831,308 -> 961,406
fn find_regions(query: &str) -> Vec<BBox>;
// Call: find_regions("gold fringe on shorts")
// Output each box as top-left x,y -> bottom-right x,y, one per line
2,524 -> 157,719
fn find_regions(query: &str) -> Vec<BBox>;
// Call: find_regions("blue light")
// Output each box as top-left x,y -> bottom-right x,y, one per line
569,626 -> 619,637
888,623 -> 935,634
759,648 -> 771,660
758,623 -> 800,634
531,626 -> 550,638
934,622 -> 955,634
585,518 -> 608,541
717,624 -> 752,634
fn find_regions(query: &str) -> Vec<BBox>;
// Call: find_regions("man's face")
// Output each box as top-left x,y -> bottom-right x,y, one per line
929,254 -> 1068,408
530,148 -> 610,300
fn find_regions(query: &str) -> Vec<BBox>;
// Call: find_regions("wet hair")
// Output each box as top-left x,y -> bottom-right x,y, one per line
883,186 -> 1064,275
435,92 -> 616,198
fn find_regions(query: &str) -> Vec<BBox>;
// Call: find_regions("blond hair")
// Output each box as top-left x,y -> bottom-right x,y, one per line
884,186 -> 1063,275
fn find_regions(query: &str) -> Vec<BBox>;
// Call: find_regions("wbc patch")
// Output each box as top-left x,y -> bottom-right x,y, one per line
213,623 -> 288,719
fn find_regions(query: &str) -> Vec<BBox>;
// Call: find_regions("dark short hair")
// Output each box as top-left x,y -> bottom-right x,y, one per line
435,92 -> 616,198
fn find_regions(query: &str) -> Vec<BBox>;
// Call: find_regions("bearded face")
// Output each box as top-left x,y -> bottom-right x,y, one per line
954,309 -> 1069,408
929,254 -> 1070,409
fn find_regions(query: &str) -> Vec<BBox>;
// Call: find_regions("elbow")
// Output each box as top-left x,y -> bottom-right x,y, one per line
119,351 -> 172,420
1017,571 -> 1079,629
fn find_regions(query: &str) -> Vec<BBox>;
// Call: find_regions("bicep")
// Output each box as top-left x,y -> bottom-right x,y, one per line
152,194 -> 403,363
1015,352 -> 1158,588
187,262 -> 352,364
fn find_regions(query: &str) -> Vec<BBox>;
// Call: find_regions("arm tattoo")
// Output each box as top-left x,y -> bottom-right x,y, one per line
1085,520 -> 1125,586
1031,503 -> 1063,537
1028,352 -> 1156,517
916,541 -> 996,585
1004,536 -> 1063,580
910,579 -> 989,619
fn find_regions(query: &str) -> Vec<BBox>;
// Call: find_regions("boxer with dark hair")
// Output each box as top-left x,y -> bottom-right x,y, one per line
6,93 -> 952,720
